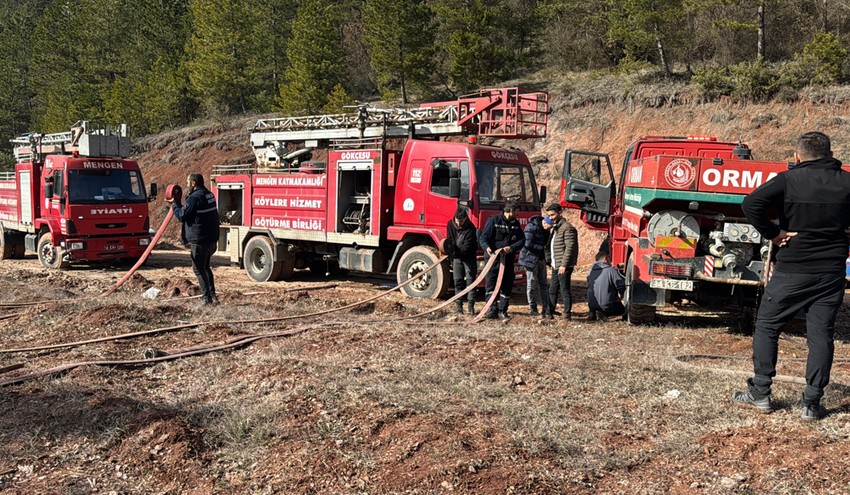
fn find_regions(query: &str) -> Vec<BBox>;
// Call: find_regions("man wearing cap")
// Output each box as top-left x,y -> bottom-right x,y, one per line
479,200 -> 525,320
546,203 -> 579,320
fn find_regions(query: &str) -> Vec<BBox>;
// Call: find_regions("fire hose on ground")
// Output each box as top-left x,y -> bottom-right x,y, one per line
0,184 -> 183,312
0,252 -> 513,387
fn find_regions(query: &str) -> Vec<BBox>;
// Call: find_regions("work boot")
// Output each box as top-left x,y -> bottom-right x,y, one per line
542,312 -> 554,320
586,311 -> 597,322
529,306 -> 539,317
561,312 -> 572,321
731,390 -> 772,413
467,301 -> 475,315
454,300 -> 463,314
800,394 -> 827,421
485,309 -> 499,320
498,311 -> 511,322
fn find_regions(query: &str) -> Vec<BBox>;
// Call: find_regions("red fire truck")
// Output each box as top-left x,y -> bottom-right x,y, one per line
560,136 -> 797,324
0,122 -> 156,268
213,88 -> 549,298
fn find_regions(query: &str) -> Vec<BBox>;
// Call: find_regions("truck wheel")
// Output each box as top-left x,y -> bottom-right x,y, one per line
244,236 -> 282,282
276,259 -> 296,281
396,245 -> 449,299
12,242 -> 24,259
624,254 -> 656,325
0,224 -> 14,260
37,232 -> 69,269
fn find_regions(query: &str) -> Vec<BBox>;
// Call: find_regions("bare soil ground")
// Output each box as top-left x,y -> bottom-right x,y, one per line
1,252 -> 850,494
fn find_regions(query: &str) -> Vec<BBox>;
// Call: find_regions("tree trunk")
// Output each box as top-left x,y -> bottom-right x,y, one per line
757,1 -> 765,61
399,42 -> 408,104
654,23 -> 671,77
823,0 -> 828,32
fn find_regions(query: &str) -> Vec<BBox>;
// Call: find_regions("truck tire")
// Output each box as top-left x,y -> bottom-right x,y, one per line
0,224 -> 14,260
37,232 -> 69,269
624,254 -> 656,325
396,245 -> 449,299
275,259 -> 296,281
244,236 -> 282,282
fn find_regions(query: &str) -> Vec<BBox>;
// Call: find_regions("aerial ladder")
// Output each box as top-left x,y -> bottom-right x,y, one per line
11,121 -> 131,164
248,87 -> 549,169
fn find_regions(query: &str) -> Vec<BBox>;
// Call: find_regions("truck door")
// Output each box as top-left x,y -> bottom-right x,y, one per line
424,158 -> 468,228
46,167 -> 66,218
561,150 -> 614,228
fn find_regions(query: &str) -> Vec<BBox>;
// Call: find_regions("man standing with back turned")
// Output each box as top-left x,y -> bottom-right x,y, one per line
169,173 -> 221,306
733,132 -> 850,420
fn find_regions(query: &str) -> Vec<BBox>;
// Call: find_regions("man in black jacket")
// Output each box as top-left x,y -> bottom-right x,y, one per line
169,173 -> 221,306
446,207 -> 478,315
733,131 -> 850,421
479,200 -> 525,320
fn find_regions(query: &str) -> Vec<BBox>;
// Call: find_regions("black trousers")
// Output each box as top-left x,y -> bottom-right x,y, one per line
548,267 -> 574,315
452,256 -> 477,303
748,270 -> 845,404
191,242 -> 218,302
485,253 -> 514,313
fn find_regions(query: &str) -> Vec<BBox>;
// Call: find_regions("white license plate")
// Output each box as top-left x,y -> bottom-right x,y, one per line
649,279 -> 693,291
105,244 -> 123,251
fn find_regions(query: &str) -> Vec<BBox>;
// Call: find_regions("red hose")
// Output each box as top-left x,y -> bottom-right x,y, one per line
101,184 -> 182,296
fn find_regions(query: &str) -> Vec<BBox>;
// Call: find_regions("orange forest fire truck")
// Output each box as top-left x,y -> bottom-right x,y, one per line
213,88 -> 549,298
561,136 -> 803,325
0,122 -> 156,268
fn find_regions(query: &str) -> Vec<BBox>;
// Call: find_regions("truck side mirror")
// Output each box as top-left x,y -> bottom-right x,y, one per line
539,185 -> 547,206
44,184 -> 53,199
148,183 -> 158,201
448,168 -> 461,198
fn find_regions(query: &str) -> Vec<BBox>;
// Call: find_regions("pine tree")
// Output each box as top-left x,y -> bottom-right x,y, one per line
431,0 -> 512,93
278,0 -> 350,114
363,0 -> 435,103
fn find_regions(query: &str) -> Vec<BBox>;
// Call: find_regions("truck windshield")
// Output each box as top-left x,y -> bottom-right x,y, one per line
67,169 -> 146,204
475,161 -> 537,207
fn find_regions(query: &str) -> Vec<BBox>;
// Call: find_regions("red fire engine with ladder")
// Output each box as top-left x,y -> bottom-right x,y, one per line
0,122 -> 156,269
212,88 -> 549,298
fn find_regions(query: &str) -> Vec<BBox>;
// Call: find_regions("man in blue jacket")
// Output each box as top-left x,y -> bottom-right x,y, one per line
733,131 -> 850,421
169,173 -> 221,305
479,200 -> 524,320
519,214 -> 552,319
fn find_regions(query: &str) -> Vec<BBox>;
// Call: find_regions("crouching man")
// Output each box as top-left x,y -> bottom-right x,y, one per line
586,252 -> 625,321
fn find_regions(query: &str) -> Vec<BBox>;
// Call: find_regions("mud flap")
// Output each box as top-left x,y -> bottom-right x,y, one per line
633,279 -> 665,306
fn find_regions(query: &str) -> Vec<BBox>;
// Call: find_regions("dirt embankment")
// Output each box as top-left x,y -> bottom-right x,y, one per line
132,97 -> 850,264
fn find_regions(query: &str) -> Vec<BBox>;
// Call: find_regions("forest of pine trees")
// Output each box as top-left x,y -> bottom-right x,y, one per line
1,0 -> 849,167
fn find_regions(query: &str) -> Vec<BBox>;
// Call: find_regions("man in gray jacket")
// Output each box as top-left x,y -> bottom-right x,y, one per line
545,203 -> 578,320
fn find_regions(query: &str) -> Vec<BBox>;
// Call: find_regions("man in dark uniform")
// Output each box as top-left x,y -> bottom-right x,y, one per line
446,207 -> 478,315
169,173 -> 221,305
733,131 -> 850,421
478,200 -> 524,320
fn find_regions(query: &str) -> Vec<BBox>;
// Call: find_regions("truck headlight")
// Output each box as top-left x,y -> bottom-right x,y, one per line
139,237 -> 151,246
68,242 -> 85,251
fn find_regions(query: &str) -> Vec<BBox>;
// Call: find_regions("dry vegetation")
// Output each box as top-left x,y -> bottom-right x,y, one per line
1,250 -> 849,494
